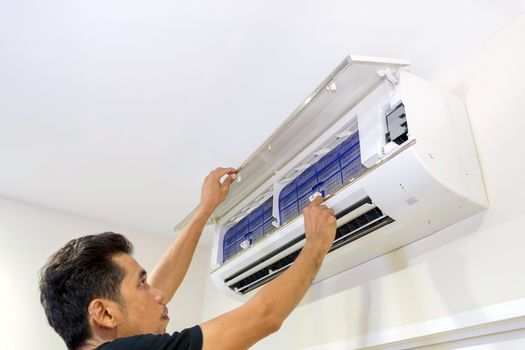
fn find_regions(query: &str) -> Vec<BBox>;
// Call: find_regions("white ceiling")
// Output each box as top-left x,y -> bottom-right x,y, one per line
1,0 -> 524,243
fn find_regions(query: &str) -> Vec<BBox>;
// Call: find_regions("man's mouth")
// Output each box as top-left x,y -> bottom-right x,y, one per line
161,305 -> 170,321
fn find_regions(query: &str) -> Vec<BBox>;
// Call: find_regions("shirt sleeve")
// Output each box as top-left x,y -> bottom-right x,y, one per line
97,325 -> 203,350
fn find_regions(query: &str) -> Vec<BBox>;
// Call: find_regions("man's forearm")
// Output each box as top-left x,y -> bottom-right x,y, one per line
149,167 -> 237,303
148,206 -> 212,303
248,242 -> 328,326
199,242 -> 328,350
198,197 -> 334,350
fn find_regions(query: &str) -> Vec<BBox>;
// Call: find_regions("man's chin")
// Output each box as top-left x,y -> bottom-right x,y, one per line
159,321 -> 168,334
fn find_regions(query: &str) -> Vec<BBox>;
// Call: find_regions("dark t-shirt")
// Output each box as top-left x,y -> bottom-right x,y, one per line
96,325 -> 202,350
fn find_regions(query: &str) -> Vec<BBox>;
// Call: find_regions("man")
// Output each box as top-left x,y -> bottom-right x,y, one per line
40,167 -> 337,349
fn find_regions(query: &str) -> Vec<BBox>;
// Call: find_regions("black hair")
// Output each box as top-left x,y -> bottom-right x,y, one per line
39,232 -> 133,349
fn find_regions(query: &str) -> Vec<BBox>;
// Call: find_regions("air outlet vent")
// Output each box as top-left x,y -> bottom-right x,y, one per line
229,204 -> 394,294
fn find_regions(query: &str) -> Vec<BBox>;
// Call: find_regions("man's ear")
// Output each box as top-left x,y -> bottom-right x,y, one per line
88,298 -> 119,329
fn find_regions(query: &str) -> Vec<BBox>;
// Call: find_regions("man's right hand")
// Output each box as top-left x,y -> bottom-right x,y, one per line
302,196 -> 337,254
198,167 -> 238,216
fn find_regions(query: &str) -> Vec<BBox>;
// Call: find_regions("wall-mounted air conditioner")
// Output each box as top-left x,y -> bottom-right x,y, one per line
175,55 -> 487,300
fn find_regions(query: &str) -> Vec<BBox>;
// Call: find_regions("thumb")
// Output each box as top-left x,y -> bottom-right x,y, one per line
222,173 -> 238,189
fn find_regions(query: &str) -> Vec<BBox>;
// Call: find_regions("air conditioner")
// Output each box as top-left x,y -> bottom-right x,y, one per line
175,55 -> 487,300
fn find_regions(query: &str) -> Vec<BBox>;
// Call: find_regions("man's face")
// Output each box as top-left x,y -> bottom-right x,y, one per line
111,253 -> 170,337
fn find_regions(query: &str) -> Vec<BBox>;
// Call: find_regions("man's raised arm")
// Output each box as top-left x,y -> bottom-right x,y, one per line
200,196 -> 337,350
148,167 -> 238,303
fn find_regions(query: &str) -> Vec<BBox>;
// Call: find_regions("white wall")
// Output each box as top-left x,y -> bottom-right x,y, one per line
199,11 -> 525,349
2,9 -> 524,350
0,197 -> 210,350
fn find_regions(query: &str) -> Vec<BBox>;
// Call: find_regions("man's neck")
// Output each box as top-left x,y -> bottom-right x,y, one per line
77,320 -> 122,350
77,332 -> 116,350
77,339 -> 100,350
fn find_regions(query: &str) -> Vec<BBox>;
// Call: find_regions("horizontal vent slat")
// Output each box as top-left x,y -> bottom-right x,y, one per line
223,196 -> 373,284
228,205 -> 394,294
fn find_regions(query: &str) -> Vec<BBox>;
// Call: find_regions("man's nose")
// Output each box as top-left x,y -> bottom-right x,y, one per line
152,286 -> 165,303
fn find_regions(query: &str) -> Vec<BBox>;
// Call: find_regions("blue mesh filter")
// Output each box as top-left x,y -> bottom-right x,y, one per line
315,150 -> 339,171
251,226 -> 264,241
338,134 -> 360,154
279,191 -> 297,209
248,205 -> 263,220
342,160 -> 365,183
280,181 -> 296,198
263,207 -> 273,222
236,217 -> 249,233
298,194 -> 312,213
222,197 -> 274,262
279,132 -> 363,224
280,202 -> 299,224
297,175 -> 318,198
339,142 -> 361,167
248,206 -> 263,230
319,171 -> 343,196
317,160 -> 340,182
296,166 -> 317,185
263,219 -> 277,235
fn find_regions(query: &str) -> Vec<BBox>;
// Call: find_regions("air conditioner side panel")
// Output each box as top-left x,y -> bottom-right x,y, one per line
315,146 -> 487,284
399,71 -> 487,209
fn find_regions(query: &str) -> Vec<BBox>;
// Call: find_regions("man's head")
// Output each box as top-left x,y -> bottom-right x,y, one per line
39,232 -> 169,349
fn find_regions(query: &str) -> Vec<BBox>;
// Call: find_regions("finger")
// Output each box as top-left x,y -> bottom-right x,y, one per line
211,167 -> 235,175
214,166 -> 238,173
310,195 -> 325,207
210,167 -> 238,180
320,204 -> 331,212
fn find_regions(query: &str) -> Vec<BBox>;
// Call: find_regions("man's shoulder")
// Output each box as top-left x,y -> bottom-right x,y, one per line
96,326 -> 202,350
